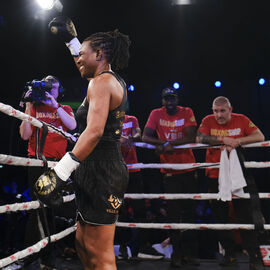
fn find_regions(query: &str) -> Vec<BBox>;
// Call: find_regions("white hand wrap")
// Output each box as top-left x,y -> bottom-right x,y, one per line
65,37 -> 81,57
54,152 -> 80,181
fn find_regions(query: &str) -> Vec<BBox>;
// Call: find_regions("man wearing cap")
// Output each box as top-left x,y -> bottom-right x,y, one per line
142,87 -> 199,268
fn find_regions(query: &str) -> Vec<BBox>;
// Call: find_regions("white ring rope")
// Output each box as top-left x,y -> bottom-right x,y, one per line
127,161 -> 270,170
0,102 -> 77,143
134,141 -> 270,149
0,154 -> 57,168
0,225 -> 77,269
116,222 -> 270,231
2,192 -> 270,215
123,193 -> 270,200
1,154 -> 270,170
0,194 -> 75,214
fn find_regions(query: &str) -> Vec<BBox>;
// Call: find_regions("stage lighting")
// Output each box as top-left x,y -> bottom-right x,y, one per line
215,81 -> 222,88
128,85 -> 135,92
35,0 -> 63,12
173,82 -> 180,89
171,0 -> 196,5
259,78 -> 265,85
36,0 -> 54,10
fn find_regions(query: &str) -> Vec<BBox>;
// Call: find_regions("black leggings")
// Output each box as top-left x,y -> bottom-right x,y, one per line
207,177 -> 261,258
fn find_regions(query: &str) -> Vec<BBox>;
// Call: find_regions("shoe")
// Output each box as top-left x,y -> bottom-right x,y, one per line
219,255 -> 237,266
137,246 -> 164,260
182,255 -> 200,266
117,245 -> 129,260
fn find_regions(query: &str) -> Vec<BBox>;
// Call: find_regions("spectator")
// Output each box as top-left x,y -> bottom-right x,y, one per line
142,87 -> 200,268
117,114 -> 164,260
19,75 -> 76,269
196,96 -> 265,270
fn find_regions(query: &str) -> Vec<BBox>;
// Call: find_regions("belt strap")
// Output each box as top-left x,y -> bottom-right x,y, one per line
236,147 -> 264,232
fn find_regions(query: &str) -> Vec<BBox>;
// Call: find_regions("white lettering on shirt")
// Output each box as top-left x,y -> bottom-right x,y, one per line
123,121 -> 133,130
160,119 -> 185,128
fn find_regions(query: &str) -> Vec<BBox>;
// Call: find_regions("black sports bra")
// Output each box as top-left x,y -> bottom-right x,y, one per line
75,71 -> 127,142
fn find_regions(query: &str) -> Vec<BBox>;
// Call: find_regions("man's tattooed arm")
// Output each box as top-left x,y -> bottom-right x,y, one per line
196,132 -> 222,145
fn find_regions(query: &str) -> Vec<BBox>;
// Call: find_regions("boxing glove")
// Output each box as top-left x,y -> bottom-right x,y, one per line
34,152 -> 80,207
49,16 -> 81,57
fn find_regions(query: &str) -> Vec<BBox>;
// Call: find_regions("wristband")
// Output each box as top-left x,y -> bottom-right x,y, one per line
65,37 -> 81,57
56,103 -> 62,110
163,142 -> 170,147
54,152 -> 80,181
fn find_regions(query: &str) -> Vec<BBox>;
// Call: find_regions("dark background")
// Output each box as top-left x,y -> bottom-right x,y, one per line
0,0 -> 270,189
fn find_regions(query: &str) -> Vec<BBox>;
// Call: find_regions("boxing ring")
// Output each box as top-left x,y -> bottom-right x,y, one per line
1,101 -> 270,269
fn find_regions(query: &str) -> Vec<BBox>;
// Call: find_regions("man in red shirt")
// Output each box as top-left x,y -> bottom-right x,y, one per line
117,114 -> 164,260
142,87 -> 200,267
20,75 -> 76,269
197,96 -> 265,270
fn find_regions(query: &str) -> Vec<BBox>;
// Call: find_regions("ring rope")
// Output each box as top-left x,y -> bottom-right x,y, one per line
2,192 -> 270,215
1,221 -> 270,268
0,225 -> 77,269
126,161 -> 270,170
134,141 -> 270,149
0,194 -> 75,214
0,154 -> 57,167
116,222 -> 270,231
1,154 -> 270,170
0,102 -> 77,143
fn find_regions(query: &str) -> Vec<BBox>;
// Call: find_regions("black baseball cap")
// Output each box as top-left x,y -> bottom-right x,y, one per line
162,87 -> 178,98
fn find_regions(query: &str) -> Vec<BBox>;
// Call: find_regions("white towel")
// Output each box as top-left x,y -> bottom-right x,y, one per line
218,148 -> 247,201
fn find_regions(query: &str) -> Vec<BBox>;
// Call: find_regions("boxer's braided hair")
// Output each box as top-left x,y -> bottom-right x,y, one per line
84,29 -> 131,70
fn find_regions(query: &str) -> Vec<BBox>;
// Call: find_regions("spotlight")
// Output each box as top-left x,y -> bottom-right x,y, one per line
36,0 -> 54,10
215,81 -> 222,88
35,0 -> 63,12
171,0 -> 196,5
259,78 -> 265,86
173,82 -> 180,89
128,85 -> 135,92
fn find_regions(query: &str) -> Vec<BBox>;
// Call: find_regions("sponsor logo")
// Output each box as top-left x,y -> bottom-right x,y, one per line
160,119 -> 185,128
36,112 -> 58,119
210,128 -> 241,137
123,121 -> 133,129
106,194 -> 122,214
35,171 -> 56,195
260,246 -> 270,266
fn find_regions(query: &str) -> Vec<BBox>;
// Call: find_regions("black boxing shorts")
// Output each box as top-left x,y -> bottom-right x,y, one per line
74,141 -> 129,225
